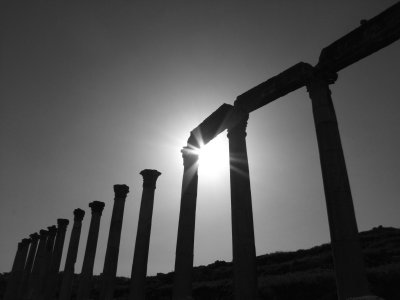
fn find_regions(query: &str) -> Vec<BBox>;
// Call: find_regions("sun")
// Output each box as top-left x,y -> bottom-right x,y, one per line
196,135 -> 229,179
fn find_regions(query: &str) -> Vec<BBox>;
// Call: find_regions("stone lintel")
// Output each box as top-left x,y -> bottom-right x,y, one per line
114,184 -> 130,198
89,201 -> 105,214
140,169 -> 161,189
57,218 -> 70,229
73,209 -> 85,221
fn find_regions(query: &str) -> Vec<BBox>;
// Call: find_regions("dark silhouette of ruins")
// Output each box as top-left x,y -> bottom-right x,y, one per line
2,2 -> 399,300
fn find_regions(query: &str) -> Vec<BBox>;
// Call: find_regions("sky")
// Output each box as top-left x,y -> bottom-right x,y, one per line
1,0 -> 399,277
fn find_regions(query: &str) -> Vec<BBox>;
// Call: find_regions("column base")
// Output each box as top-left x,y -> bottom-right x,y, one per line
346,296 -> 384,300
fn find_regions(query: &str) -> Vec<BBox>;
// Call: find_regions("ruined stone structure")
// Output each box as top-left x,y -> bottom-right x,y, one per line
43,219 -> 69,300
20,233 -> 39,300
77,201 -> 105,300
59,209 -> 85,300
28,229 -> 48,299
129,170 -> 161,300
172,3 -> 400,300
4,238 -> 30,300
99,184 -> 130,300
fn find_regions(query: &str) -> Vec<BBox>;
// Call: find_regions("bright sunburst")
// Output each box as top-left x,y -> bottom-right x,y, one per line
196,135 -> 229,179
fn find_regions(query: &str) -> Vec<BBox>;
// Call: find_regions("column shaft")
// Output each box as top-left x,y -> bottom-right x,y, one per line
28,230 -> 48,300
129,170 -> 161,300
4,239 -> 30,300
43,219 -> 69,300
172,148 -> 199,300
59,209 -> 85,300
99,185 -> 129,300
20,234 -> 39,300
227,112 -> 258,300
77,201 -> 105,300
307,76 -> 370,300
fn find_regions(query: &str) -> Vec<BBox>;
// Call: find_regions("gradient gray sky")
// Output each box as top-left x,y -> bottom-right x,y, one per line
1,0 -> 399,277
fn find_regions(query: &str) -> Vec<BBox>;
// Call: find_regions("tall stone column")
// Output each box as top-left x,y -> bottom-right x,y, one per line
129,169 -> 161,300
36,225 -> 57,298
28,229 -> 48,299
4,238 -> 31,300
307,74 -> 370,300
227,111 -> 258,300
76,201 -> 105,300
172,147 -> 199,300
20,233 -> 39,300
59,209 -> 85,300
43,219 -> 69,300
99,184 -> 130,300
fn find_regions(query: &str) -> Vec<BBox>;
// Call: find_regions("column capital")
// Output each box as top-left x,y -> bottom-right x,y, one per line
227,110 -> 249,140
140,169 -> 161,189
114,184 -> 130,198
22,238 -> 31,246
30,233 -> 40,241
181,146 -> 199,167
57,218 -> 70,229
307,69 -> 338,89
47,225 -> 57,235
39,229 -> 49,238
89,201 -> 105,214
73,209 -> 85,221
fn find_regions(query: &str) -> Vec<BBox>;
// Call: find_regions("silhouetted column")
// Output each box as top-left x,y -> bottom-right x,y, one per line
129,169 -> 161,300
35,225 -> 57,299
28,230 -> 48,299
4,238 -> 31,300
76,201 -> 105,300
20,233 -> 39,300
43,219 -> 69,300
307,75 -> 370,300
59,209 -> 85,300
227,111 -> 258,300
172,147 -> 199,300
99,185 -> 130,300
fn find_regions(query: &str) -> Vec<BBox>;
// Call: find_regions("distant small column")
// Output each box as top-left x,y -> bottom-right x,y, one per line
172,147 -> 199,300
76,201 -> 105,300
28,229 -> 48,299
4,238 -> 31,300
129,169 -> 161,300
20,233 -> 39,300
227,111 -> 258,300
307,74 -> 370,300
99,184 -> 130,300
59,209 -> 85,300
43,219 -> 69,300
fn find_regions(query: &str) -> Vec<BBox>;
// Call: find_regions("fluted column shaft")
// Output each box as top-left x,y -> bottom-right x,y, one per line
76,201 -> 105,300
227,112 -> 258,300
307,75 -> 370,300
99,185 -> 130,300
28,230 -> 48,299
43,219 -> 69,300
59,209 -> 85,300
172,147 -> 199,300
4,239 -> 31,300
129,170 -> 161,300
20,234 -> 39,300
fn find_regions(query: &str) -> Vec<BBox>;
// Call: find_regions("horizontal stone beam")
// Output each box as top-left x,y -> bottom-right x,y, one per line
317,2 -> 400,73
234,62 -> 314,113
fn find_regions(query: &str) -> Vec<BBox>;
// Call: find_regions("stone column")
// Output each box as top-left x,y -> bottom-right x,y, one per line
227,111 -> 258,300
307,74 -> 370,300
59,209 -> 85,300
4,238 -> 31,300
36,225 -> 57,298
129,169 -> 161,300
43,219 -> 69,300
172,147 -> 199,300
28,229 -> 48,299
99,184 -> 130,300
20,233 -> 39,300
76,201 -> 105,300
